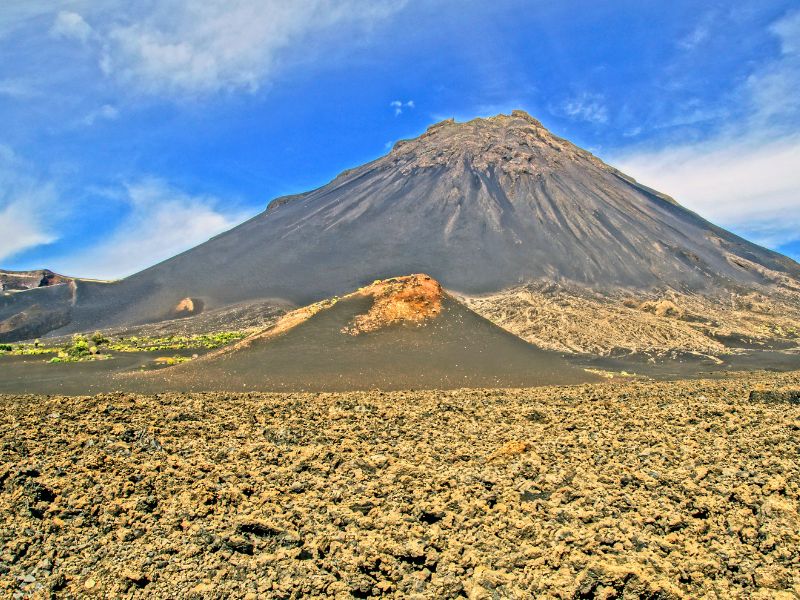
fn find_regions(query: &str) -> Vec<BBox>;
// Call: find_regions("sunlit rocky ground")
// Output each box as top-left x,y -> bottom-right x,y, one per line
2,371 -> 799,598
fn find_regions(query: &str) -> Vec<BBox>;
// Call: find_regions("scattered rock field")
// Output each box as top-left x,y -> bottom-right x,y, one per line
2,371 -> 800,598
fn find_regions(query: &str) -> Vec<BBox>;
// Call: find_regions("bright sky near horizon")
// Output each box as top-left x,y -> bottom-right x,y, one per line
1,0 -> 799,279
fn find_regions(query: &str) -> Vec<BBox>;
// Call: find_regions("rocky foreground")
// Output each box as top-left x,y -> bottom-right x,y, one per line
2,373 -> 799,599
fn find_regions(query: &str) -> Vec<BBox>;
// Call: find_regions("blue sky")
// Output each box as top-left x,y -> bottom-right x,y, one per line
1,0 -> 799,278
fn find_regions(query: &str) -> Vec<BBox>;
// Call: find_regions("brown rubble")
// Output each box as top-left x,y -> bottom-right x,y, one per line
1,371 -> 799,598
461,282 -> 800,357
749,388 -> 800,403
388,110 -> 608,177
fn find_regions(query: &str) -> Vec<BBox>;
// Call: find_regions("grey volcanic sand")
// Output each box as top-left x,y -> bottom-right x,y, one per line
146,297 -> 598,392
1,303 -> 799,395
0,297 -> 600,395
2,371 -> 799,598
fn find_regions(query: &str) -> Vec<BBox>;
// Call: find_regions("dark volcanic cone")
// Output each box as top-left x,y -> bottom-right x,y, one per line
3,110 -> 799,337
132,274 -> 596,391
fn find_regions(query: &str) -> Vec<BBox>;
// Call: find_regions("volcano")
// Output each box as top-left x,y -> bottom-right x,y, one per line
2,110 -> 799,339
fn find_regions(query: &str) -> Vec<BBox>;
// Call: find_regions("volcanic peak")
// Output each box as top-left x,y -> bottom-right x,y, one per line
388,109 -> 602,176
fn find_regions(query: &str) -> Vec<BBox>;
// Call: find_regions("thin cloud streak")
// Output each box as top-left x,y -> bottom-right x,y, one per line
94,0 -> 406,96
0,146 -> 59,262
555,93 -> 608,125
50,11 -> 93,42
613,134 -> 800,249
49,178 -> 251,279
613,8 -> 800,256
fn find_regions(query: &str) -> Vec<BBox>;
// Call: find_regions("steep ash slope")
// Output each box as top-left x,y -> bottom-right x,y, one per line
4,110 -> 799,336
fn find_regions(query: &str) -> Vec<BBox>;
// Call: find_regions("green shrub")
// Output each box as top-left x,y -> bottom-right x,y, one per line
91,331 -> 110,346
0,344 -> 12,352
65,335 -> 92,359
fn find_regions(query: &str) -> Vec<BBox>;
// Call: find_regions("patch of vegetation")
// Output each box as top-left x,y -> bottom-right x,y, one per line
0,330 -> 246,363
0,339 -> 59,356
583,368 -> 638,379
91,331 -> 110,345
152,355 -> 194,366
48,334 -> 109,363
105,331 -> 247,352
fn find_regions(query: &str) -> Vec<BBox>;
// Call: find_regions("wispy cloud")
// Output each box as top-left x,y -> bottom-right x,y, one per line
0,78 -> 40,99
612,9 -> 800,255
0,143 -> 248,278
676,12 -> 714,51
613,135 -> 800,248
0,1 -> 76,38
51,178 -> 249,279
746,8 -> 800,123
1,1 -> 407,99
82,103 -> 119,126
556,93 -> 608,124
0,204 -> 56,263
90,1 -> 406,96
0,146 -> 58,262
677,25 -> 709,51
390,99 -> 414,116
50,11 -> 93,43
771,8 -> 800,55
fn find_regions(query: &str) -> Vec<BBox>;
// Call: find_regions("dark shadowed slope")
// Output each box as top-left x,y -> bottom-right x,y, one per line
0,269 -> 72,292
135,275 -> 597,392
3,111 -> 799,338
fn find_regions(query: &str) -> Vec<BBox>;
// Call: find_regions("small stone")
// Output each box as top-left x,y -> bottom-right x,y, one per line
122,569 -> 149,587
487,440 -> 530,461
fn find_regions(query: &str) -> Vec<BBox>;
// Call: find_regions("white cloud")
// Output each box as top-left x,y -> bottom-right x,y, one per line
676,11 -> 716,52
0,2 -> 72,38
612,135 -> 800,248
390,99 -> 414,116
677,24 -> 709,51
52,178 -> 249,279
82,103 -> 119,125
0,78 -> 39,99
0,146 -> 58,262
0,203 -> 56,263
558,93 -> 608,124
50,11 -> 93,42
0,150 -> 247,277
771,8 -> 800,55
623,126 -> 642,138
746,9 -> 800,122
98,1 -> 405,96
679,27 -> 707,50
612,10 -> 800,254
